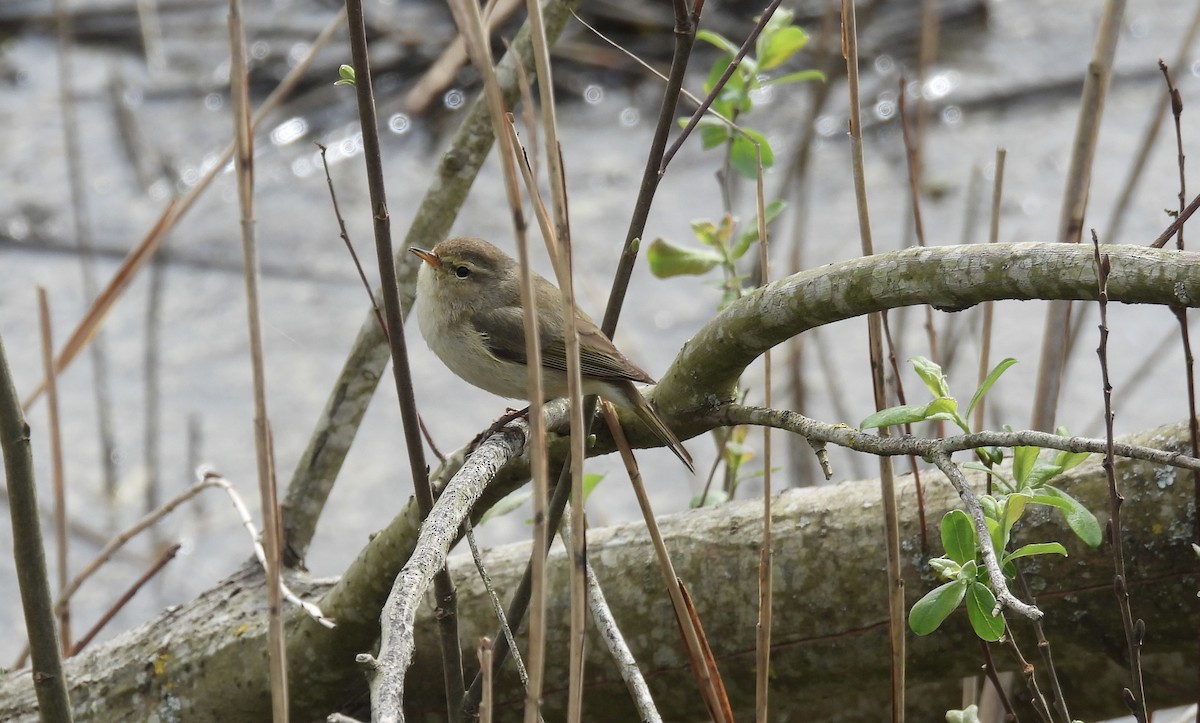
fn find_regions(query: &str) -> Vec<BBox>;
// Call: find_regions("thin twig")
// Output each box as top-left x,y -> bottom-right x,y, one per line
974,147 -> 1006,437
1150,191 -> 1200,249
601,402 -> 730,722
660,0 -> 780,173
558,510 -> 662,723
897,76 -> 940,367
1002,629 -> 1055,720
720,404 -> 1200,475
55,478 -> 219,617
342,0 -> 461,715
38,288 -> 71,653
1103,5 -> 1200,246
54,0 -> 120,502
1014,565 -> 1070,721
842,0 -> 905,717
22,8 -> 347,409
601,0 -> 700,336
67,543 -> 181,657
929,453 -> 1042,621
976,640 -> 1017,721
445,1 -> 543,715
478,638 -> 494,723
507,4 -> 589,702
880,313 -> 928,551
1031,0 -> 1126,432
1093,236 -> 1148,721
0,329 -> 73,720
1157,57 -> 1200,723
203,471 -> 333,626
227,2 -> 287,718
316,142 -> 387,339
464,523 -> 529,687
754,145 -> 774,723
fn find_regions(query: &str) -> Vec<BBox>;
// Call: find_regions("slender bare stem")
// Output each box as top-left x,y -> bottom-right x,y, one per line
754,149 -> 774,723
1031,0 -> 1126,432
601,402 -> 730,722
227,3 -> 287,718
1093,238 -> 1149,720
37,288 -> 71,653
0,330 -> 73,721
23,8 -> 347,410
343,0 -> 461,715
842,0 -> 905,717
974,147 -> 1006,436
53,0 -> 119,502
67,543 -> 181,657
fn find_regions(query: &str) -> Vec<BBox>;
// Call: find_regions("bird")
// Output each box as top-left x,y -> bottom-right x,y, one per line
410,236 -> 693,472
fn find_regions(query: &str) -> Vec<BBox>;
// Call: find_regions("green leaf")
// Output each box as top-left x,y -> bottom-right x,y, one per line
697,29 -> 741,57
730,128 -> 774,179
984,516 -> 1005,564
941,509 -> 977,565
1039,486 -> 1102,548
1022,458 -> 1065,489
1012,446 -> 1039,486
924,396 -> 959,419
1054,449 -> 1092,473
965,357 -> 1017,418
963,462 -> 1015,493
757,25 -> 811,70
929,557 -> 962,579
335,64 -> 356,86
909,579 -> 969,635
860,404 -> 932,430
946,705 -> 982,723
1003,542 -> 1068,564
478,488 -> 530,525
582,472 -> 606,499
699,122 -> 731,150
1002,494 -> 1028,545
732,199 -> 787,259
690,219 -> 721,247
767,69 -> 827,86
965,583 -> 1005,641
910,356 -> 951,398
704,58 -> 751,117
646,238 -> 723,278
691,488 -> 729,508
979,495 -> 999,520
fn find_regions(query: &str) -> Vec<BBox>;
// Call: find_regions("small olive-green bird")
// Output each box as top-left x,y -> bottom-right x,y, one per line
410,236 -> 693,472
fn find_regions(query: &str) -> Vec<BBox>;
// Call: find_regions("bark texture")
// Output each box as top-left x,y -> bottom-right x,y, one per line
1,423 -> 1196,720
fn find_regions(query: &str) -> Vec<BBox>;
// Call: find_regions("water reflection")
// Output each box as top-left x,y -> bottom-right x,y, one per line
270,117 -> 308,146
443,88 -> 465,110
583,84 -> 604,105
388,113 -> 411,134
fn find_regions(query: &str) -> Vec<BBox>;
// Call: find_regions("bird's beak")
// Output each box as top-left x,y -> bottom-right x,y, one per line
410,247 -> 441,268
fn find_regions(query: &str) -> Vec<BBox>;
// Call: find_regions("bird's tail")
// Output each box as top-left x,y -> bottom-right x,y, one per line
632,397 -> 695,473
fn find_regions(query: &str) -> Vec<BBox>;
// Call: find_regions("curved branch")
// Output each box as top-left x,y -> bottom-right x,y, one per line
716,405 -> 1200,474
652,243 -> 1200,429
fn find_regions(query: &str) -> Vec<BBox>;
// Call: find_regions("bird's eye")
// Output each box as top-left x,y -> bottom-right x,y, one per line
454,265 -> 471,279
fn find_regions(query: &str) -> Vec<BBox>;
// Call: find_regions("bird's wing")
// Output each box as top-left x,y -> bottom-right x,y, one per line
569,315 -> 656,385
472,306 -> 530,366
471,306 -> 656,385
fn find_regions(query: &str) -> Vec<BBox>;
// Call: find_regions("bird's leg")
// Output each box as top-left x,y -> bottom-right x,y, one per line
466,406 -> 531,456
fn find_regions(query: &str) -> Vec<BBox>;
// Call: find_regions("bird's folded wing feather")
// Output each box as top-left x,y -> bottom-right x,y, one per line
471,306 -> 655,385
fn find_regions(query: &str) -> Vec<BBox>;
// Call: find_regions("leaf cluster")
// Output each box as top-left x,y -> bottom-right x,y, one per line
862,357 -> 1101,642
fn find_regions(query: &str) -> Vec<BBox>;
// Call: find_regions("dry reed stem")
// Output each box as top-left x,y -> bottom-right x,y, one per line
841,0 -> 905,717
